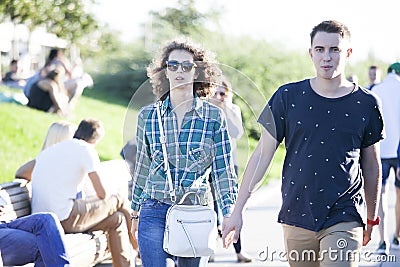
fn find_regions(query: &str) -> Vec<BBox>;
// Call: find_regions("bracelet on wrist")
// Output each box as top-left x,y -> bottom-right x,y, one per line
367,216 -> 380,226
130,213 -> 139,220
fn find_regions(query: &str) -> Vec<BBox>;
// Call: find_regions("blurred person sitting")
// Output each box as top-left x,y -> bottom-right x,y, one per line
41,48 -> 93,105
0,197 -> 70,267
30,118 -> 137,267
27,67 -> 71,116
7,121 -> 74,267
1,59 -> 27,90
24,48 -> 93,109
41,48 -> 73,79
15,121 -> 77,181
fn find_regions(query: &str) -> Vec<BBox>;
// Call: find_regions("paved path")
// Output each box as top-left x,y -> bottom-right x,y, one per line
97,174 -> 399,267
207,176 -> 399,267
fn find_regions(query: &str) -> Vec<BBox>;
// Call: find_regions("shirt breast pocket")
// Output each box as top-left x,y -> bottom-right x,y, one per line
150,149 -> 164,175
186,144 -> 213,172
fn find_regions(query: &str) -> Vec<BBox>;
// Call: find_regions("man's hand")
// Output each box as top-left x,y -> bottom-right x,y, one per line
222,212 -> 243,248
363,225 -> 373,246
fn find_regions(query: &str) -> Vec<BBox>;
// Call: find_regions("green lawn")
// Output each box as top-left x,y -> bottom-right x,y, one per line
0,85 -> 284,185
0,86 -> 134,183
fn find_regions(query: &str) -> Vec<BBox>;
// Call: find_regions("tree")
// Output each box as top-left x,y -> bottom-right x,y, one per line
146,0 -> 221,46
0,0 -> 98,42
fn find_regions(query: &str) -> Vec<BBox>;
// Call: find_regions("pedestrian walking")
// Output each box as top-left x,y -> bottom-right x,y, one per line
223,20 -> 384,267
372,62 -> 400,254
130,37 -> 238,267
208,77 -> 252,263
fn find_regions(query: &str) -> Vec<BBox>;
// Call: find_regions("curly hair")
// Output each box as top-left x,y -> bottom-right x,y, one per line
147,36 -> 222,101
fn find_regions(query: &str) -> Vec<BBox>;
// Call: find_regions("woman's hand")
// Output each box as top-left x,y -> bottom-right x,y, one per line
131,214 -> 139,243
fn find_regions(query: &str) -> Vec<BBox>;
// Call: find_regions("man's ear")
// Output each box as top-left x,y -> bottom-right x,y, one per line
194,70 -> 199,80
308,48 -> 313,59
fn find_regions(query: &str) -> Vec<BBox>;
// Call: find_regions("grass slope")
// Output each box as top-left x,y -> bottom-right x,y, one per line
0,86 -> 134,183
0,86 -> 283,185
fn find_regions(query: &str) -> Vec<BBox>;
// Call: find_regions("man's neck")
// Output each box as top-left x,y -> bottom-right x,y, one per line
310,76 -> 355,98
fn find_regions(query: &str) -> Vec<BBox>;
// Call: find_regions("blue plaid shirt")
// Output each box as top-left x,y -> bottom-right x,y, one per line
131,96 -> 238,216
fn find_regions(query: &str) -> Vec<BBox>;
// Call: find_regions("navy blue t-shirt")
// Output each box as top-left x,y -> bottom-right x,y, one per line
258,79 -> 384,231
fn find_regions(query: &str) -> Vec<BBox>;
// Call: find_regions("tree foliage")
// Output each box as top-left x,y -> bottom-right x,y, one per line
86,40 -> 152,102
146,0 -> 220,45
0,0 -> 98,42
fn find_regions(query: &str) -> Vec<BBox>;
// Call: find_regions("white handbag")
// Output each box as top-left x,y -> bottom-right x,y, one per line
163,192 -> 217,257
155,102 -> 217,258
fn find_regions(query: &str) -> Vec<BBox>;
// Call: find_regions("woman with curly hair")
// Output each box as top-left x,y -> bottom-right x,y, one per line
130,37 -> 238,266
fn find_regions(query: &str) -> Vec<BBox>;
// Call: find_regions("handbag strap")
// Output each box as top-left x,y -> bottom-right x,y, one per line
178,191 -> 201,205
156,101 -> 176,203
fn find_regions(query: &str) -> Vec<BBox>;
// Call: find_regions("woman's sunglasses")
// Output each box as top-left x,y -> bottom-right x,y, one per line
166,60 -> 196,72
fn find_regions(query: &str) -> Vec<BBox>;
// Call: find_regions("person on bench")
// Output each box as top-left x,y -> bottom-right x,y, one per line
0,197 -> 70,266
15,120 -> 77,181
30,118 -> 136,267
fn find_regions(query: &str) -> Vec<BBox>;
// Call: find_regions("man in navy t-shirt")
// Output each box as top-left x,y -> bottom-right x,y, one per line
223,20 -> 384,267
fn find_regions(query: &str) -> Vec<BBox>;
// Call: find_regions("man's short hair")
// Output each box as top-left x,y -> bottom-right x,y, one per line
310,20 -> 351,45
73,118 -> 104,143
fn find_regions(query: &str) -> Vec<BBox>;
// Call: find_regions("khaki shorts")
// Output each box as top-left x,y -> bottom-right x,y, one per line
282,221 -> 363,267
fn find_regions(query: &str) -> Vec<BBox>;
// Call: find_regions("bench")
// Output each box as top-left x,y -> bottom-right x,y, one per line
0,179 -> 110,267
0,159 -> 135,267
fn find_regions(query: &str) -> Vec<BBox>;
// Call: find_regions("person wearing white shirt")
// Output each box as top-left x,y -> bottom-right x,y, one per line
372,62 -> 400,254
31,118 -> 136,267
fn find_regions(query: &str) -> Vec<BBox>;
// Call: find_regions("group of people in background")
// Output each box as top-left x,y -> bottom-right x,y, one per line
1,19 -> 400,267
1,48 -> 93,116
3,119 -> 139,267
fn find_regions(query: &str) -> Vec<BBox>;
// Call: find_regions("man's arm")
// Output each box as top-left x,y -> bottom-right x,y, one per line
222,128 -> 279,247
360,143 -> 382,246
88,171 -> 106,199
